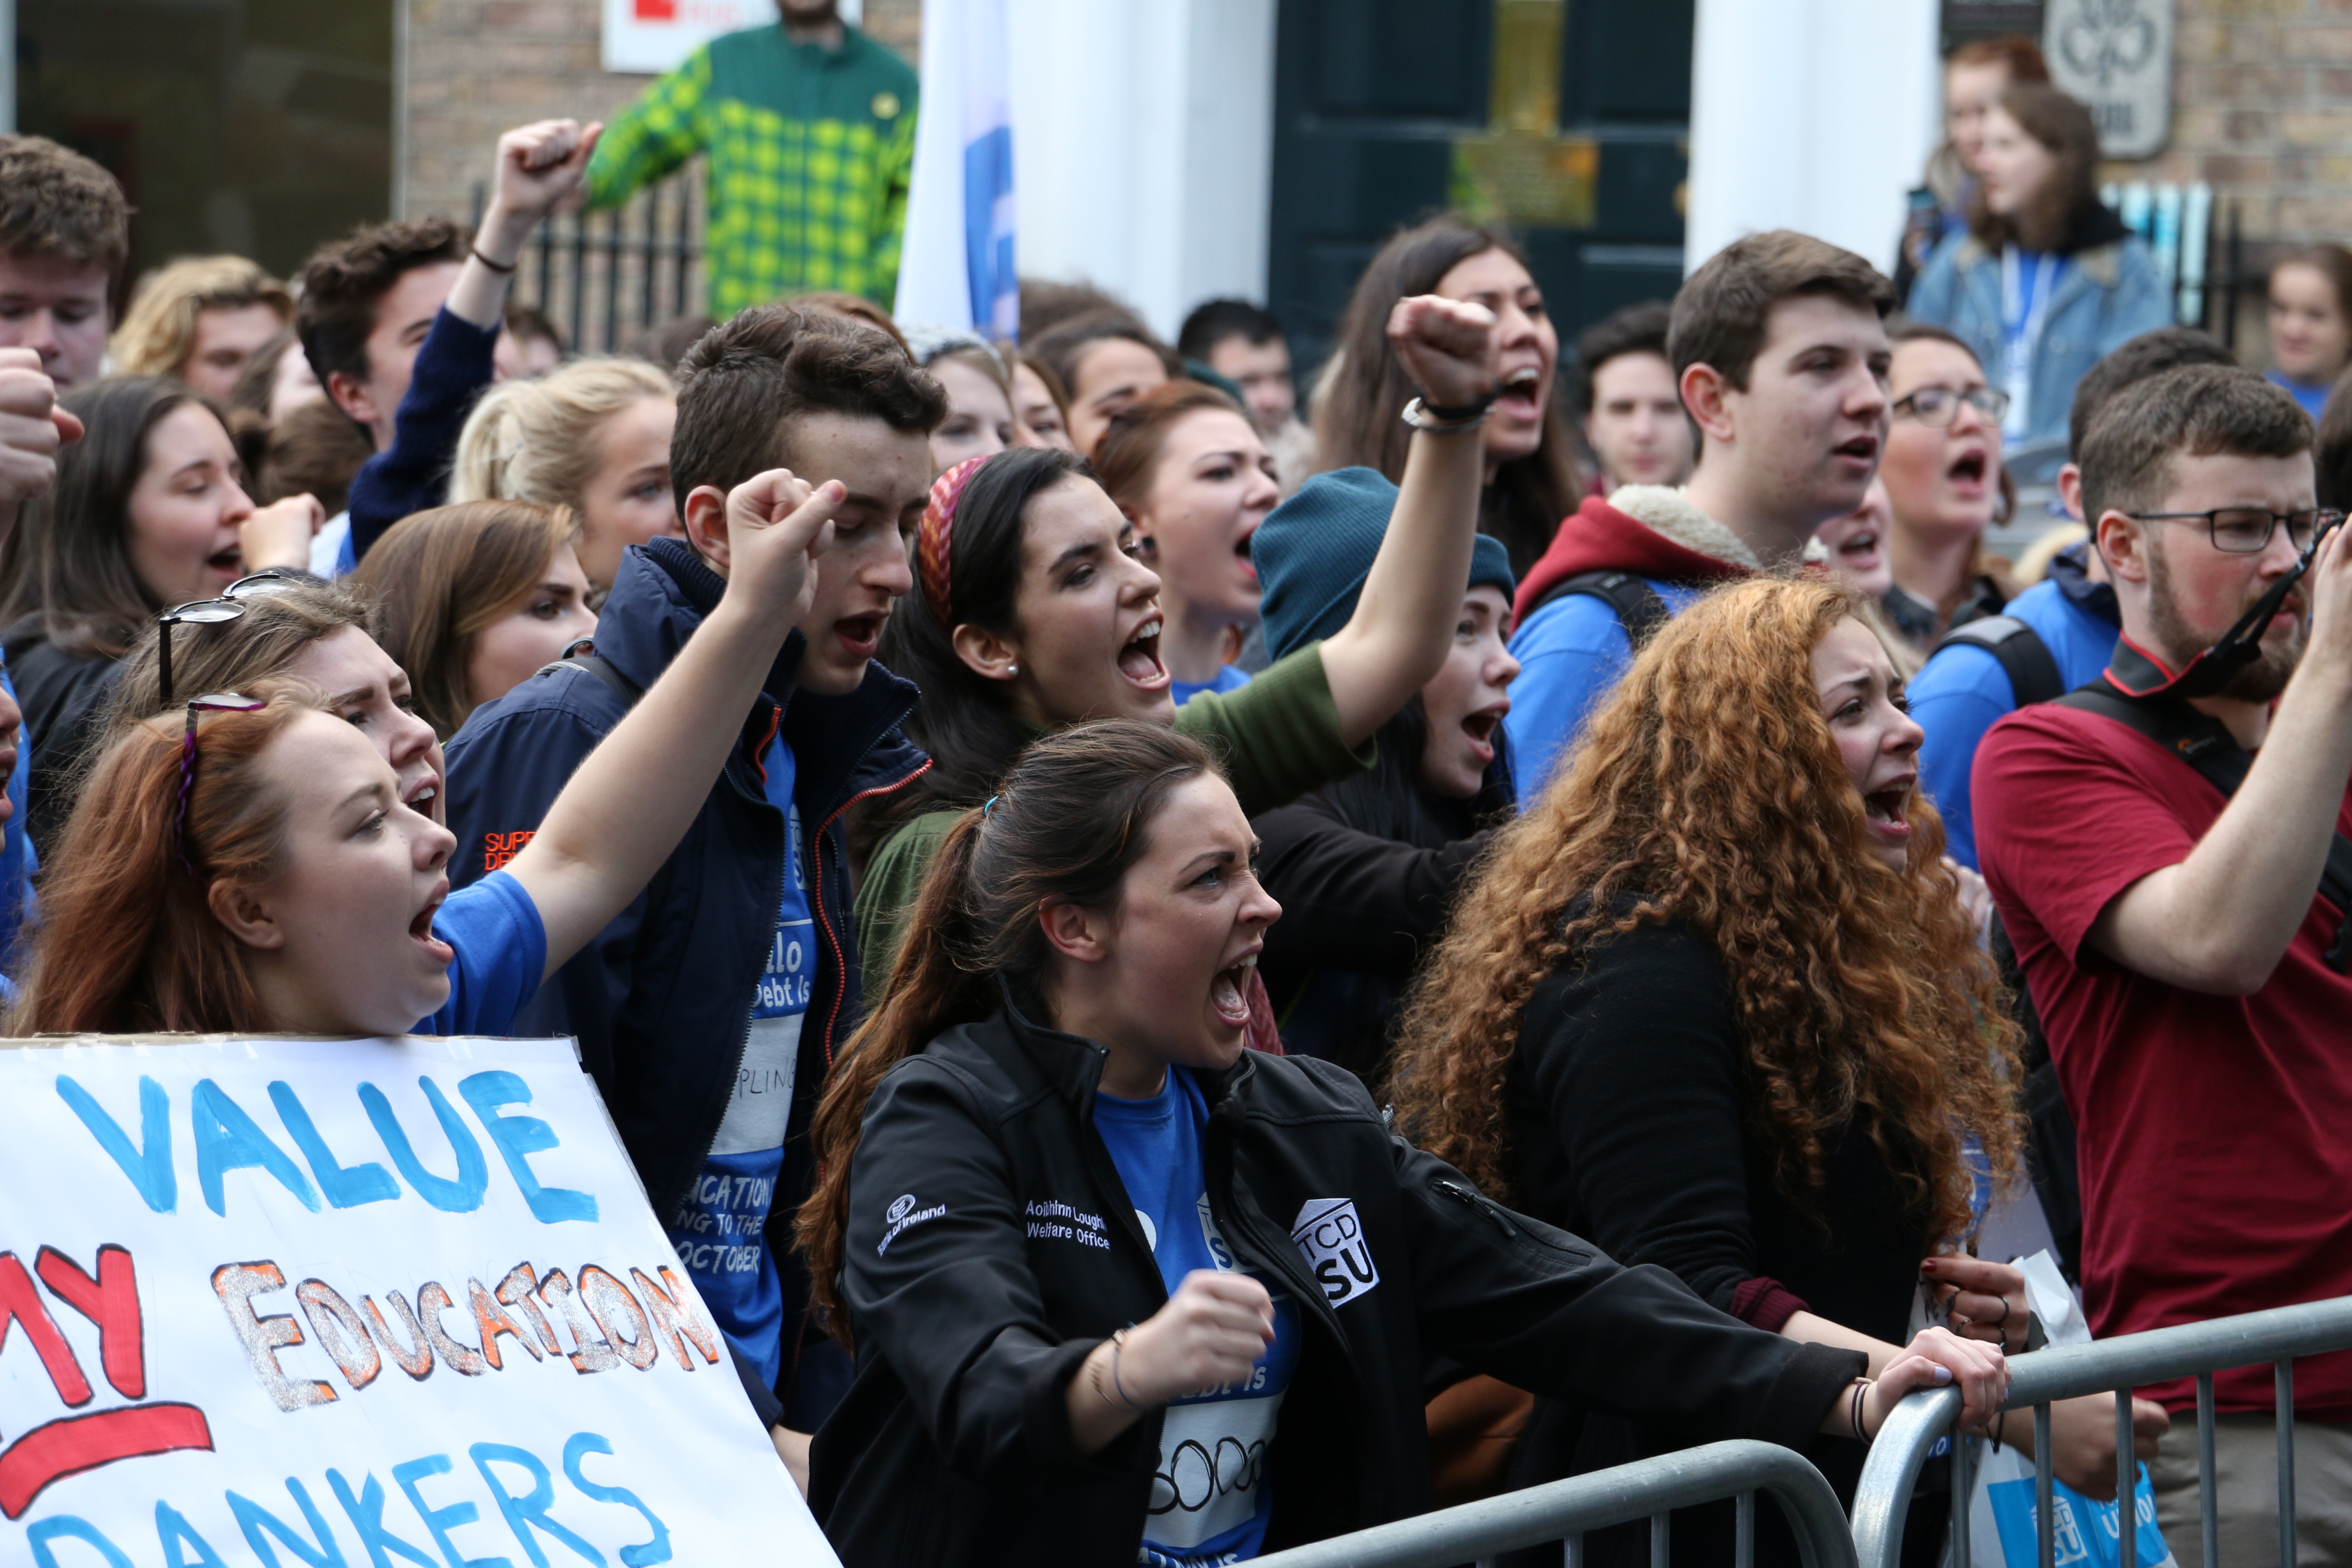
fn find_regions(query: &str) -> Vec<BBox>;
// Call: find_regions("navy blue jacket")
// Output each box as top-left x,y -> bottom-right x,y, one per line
443,536 -> 927,1418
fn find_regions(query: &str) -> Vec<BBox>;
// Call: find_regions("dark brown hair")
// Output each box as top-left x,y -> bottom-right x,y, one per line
800,719 -> 1220,1344
1029,312 -> 1184,431
669,303 -> 946,514
0,376 -> 215,659
0,135 -> 130,273
296,218 -> 469,388
1091,379 -> 1250,516
1314,214 -> 1582,580
2078,364 -> 2311,524
1386,577 -> 2021,1240
257,397 -> 372,515
2319,374 -> 2352,513
14,683 -> 329,1034
1020,279 -> 1141,340
1967,84 -> 2101,256
1569,300 -> 1673,416
2067,328 -> 2236,460
349,499 -> 580,737
1670,230 -> 1897,394
787,290 -> 912,354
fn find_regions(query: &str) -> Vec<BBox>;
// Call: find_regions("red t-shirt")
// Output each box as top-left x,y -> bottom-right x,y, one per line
1974,702 -> 2352,1418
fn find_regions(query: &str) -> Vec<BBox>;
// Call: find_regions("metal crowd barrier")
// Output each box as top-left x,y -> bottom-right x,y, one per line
1851,1295 -> 2352,1568
1252,1439 -> 1858,1568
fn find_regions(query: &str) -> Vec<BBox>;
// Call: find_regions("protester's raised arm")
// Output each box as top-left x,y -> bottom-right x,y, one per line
503,469 -> 838,976
445,119 -> 603,332
1318,295 -> 1496,745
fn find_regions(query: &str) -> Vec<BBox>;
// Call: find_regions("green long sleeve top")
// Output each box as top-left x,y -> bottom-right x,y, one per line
586,22 -> 918,313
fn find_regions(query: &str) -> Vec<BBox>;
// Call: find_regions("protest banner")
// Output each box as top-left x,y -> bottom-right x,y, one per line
0,1033 -> 835,1568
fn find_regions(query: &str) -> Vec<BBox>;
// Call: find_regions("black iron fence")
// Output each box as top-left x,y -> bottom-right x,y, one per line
472,169 -> 705,357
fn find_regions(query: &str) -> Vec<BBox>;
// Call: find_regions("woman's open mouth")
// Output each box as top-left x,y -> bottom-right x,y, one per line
1946,447 -> 1989,497
1495,365 -> 1545,421
1210,951 -> 1258,1027
403,772 -> 441,812
1234,523 -> 1261,585
1461,706 -> 1506,764
205,547 -> 244,579
1863,783 -> 1913,839
1117,617 -> 1170,690
410,882 -> 455,965
1837,525 -> 1883,573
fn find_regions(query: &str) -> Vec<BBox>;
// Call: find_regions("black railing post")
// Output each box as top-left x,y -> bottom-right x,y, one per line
603,205 -> 622,352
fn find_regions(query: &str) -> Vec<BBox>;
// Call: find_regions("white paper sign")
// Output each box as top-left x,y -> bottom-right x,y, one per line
603,0 -> 864,75
0,1035 -> 835,1568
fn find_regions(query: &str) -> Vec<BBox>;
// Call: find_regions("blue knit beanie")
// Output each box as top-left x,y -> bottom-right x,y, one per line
1253,466 -> 1516,664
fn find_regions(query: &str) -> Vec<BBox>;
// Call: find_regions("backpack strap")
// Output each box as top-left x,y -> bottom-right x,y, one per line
1524,569 -> 1675,648
1936,614 -> 2065,708
546,646 -> 646,710
2060,677 -> 2352,969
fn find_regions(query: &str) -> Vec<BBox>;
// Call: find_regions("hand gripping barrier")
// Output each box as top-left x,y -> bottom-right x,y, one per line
1850,1295 -> 2352,1568
1252,1439 -> 1859,1568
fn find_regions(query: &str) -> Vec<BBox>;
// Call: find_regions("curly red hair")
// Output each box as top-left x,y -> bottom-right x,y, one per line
1386,576 -> 2021,1241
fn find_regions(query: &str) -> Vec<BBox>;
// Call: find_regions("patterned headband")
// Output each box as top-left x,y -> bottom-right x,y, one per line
917,454 -> 991,628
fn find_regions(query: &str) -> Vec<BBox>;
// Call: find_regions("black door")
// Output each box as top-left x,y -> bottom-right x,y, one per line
1266,0 -> 1695,376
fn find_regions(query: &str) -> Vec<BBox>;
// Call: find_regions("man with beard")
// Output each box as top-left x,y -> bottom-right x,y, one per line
1975,362 -> 2352,1568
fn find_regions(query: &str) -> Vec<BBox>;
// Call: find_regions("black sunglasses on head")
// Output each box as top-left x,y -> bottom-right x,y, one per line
156,570 -> 309,707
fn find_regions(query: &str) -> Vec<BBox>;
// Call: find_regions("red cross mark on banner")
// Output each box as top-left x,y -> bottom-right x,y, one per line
0,1246 -> 212,1519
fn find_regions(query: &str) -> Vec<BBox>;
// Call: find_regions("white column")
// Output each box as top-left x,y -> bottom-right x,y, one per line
1684,0 -> 1941,277
1008,0 -> 1277,340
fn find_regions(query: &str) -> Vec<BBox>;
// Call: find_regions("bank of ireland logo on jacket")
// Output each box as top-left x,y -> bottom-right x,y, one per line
1290,1199 -> 1378,1306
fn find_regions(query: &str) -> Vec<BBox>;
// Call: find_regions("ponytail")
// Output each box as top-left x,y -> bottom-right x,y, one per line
797,718 -> 1220,1346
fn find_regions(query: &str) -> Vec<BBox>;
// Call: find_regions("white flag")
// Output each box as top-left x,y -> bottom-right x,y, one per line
894,0 -> 1017,338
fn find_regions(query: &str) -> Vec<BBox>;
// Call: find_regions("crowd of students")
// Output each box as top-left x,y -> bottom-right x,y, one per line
2,66 -> 2350,1568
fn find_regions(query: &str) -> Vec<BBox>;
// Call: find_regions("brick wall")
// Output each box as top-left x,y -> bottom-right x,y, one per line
398,0 -> 921,224
2115,0 -> 2352,349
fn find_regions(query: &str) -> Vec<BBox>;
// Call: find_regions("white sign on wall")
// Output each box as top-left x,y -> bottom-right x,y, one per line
603,0 -> 863,75
2045,0 -> 2174,160
0,1034 -> 833,1567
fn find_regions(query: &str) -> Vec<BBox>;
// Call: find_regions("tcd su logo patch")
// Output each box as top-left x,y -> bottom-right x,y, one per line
1290,1198 -> 1378,1306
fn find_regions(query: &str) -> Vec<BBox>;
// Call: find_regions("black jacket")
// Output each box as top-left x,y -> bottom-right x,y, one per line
1502,917 -> 1943,1566
444,539 -> 928,1424
811,996 -> 1866,1568
1,615 -> 122,859
1254,788 -> 1492,1075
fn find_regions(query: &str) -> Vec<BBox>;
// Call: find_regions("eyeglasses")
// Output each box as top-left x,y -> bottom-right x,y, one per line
2127,507 -> 2345,555
155,570 -> 306,706
175,693 -> 267,876
1892,386 -> 2012,427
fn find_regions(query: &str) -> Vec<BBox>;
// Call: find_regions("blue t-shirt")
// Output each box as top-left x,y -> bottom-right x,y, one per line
1172,665 -> 1252,707
1095,1069 -> 1302,1568
2270,369 -> 2333,422
1910,576 -> 2119,870
1504,578 -> 1706,800
665,734 -> 813,1389
418,869 -> 548,1035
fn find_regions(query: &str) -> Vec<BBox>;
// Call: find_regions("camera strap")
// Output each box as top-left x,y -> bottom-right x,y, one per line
2058,670 -> 2352,972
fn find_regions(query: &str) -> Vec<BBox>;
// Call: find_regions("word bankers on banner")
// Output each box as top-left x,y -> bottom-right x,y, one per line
0,1034 -> 833,1567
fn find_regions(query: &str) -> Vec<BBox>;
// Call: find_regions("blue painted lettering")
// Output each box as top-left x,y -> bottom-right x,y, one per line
459,1073 -> 597,1225
226,1477 -> 346,1567
393,1453 -> 510,1568
193,1079 -> 320,1217
56,1073 -> 176,1213
271,1082 -> 399,1209
471,1442 -> 605,1568
563,1434 -> 670,1567
28,1516 -> 134,1568
156,1500 -> 232,1568
325,1469 -> 439,1568
361,1079 -> 489,1213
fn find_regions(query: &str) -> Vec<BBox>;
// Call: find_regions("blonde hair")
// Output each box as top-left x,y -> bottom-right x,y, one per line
111,256 -> 293,380
452,357 -> 676,515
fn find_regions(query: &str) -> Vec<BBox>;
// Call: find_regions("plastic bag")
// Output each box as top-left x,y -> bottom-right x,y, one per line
1966,1251 -> 2176,1568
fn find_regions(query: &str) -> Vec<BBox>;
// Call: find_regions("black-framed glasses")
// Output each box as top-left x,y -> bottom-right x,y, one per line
155,570 -> 307,706
2127,507 -> 2344,555
1892,385 -> 2011,427
175,693 -> 267,875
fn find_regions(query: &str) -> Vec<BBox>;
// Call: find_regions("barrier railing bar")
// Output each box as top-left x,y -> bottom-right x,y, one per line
1954,1414 -> 1972,1568
2034,1402 -> 2054,1568
2277,1359 -> 2295,1568
1650,1509 -> 1669,1568
1853,1294 -> 2352,1568
1737,1489 -> 1755,1568
2198,1371 -> 2217,1568
1251,1440 -> 1857,1568
2117,1382 -> 2137,1568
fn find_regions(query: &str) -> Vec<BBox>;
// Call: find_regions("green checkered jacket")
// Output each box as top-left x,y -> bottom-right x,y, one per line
587,23 -> 918,315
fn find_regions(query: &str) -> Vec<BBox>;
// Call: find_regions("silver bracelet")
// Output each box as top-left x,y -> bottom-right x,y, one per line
1400,395 -> 1492,432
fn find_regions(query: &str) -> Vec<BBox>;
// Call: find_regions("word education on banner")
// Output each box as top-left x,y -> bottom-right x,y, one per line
0,1034 -> 833,1568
